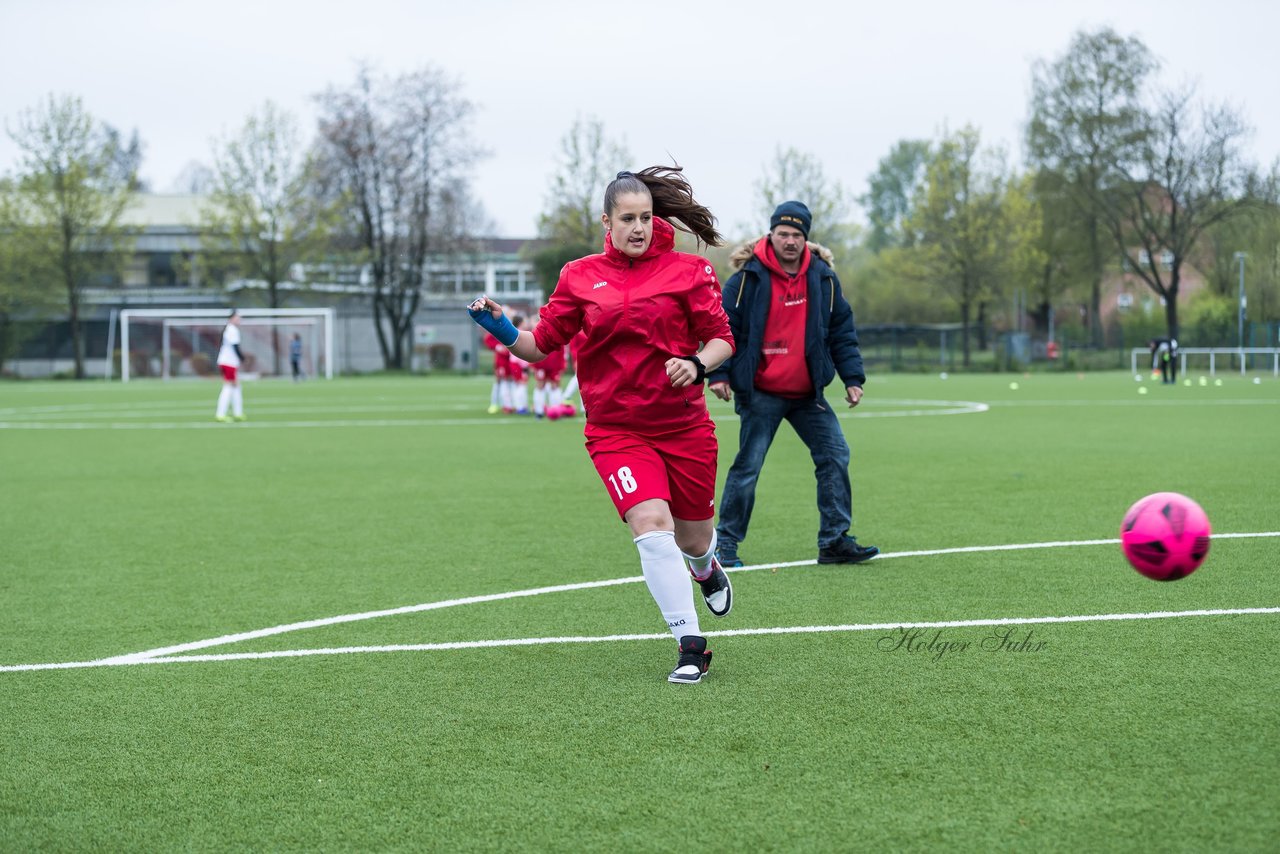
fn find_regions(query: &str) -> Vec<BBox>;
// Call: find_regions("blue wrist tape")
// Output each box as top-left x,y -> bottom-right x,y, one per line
468,303 -> 519,347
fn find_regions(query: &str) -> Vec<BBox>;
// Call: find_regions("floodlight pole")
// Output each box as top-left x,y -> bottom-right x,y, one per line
1234,252 -> 1247,374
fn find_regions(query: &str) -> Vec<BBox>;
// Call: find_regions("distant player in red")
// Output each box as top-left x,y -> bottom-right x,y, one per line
482,332 -> 504,414
559,330 -> 587,416
469,166 -> 734,684
533,333 -> 567,419
505,315 -> 530,415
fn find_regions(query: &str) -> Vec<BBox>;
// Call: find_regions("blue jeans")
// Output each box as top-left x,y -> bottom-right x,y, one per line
716,389 -> 853,551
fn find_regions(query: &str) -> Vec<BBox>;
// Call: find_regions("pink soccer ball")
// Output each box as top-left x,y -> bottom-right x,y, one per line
545,405 -> 561,421
1120,492 -> 1212,581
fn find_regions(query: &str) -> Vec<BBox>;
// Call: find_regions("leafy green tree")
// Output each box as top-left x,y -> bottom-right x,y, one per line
1199,163 -> 1280,337
859,139 -> 930,253
1027,27 -> 1157,346
5,94 -> 136,378
902,128 -> 1040,366
0,180 -> 58,374
1027,167 -> 1094,336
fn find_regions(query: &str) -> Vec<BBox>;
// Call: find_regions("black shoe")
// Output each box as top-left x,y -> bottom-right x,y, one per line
668,635 -> 713,684
690,557 -> 732,617
818,536 -> 880,565
715,546 -> 744,568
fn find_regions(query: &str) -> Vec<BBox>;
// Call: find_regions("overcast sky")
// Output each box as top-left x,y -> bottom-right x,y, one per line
2,0 -> 1277,239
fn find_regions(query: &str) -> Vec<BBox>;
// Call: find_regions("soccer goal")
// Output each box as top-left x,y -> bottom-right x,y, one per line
118,308 -> 335,382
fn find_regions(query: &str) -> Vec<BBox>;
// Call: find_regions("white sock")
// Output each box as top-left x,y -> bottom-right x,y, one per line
549,386 -> 563,409
682,530 -> 718,580
215,385 -> 231,417
490,381 -> 499,406
533,386 -> 546,415
232,386 -> 244,417
514,383 -> 528,412
563,374 -> 578,402
634,530 -> 701,641
500,379 -> 513,410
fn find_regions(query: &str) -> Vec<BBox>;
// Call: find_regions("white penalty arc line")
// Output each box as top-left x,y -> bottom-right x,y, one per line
2,531 -> 1278,673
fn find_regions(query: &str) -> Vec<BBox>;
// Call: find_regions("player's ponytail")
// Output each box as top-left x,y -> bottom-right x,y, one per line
605,165 -> 723,248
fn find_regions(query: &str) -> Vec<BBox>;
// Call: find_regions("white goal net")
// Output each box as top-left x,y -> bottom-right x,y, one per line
118,308 -> 335,381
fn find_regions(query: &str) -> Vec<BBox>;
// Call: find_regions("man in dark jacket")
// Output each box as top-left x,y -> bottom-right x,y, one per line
707,201 -> 879,567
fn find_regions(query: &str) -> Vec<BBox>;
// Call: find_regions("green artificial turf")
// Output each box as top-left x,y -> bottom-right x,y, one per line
1,372 -> 1277,851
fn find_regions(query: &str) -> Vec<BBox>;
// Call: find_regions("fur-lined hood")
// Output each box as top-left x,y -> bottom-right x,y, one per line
728,236 -> 835,271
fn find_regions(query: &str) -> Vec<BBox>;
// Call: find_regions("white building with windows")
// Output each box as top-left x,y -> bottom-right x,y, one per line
8,194 -> 548,378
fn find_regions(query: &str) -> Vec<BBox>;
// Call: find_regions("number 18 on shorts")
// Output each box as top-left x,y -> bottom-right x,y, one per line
585,421 -> 718,522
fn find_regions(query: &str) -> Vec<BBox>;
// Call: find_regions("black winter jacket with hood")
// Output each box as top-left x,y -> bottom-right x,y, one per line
706,237 -> 865,401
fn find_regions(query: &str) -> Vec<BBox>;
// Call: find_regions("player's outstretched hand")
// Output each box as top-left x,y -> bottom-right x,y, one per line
467,295 -> 519,347
709,381 -> 732,402
468,295 -> 503,319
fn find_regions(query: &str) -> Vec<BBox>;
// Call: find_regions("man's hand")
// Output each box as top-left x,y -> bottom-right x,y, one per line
710,381 -> 732,402
845,385 -> 864,407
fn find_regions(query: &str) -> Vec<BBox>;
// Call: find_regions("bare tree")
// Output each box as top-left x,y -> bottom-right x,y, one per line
169,160 -> 215,194
202,101 -> 334,372
5,94 -> 136,378
538,115 -> 631,248
314,65 -> 485,370
1099,88 -> 1257,339
753,146 -> 851,247
529,116 -> 631,287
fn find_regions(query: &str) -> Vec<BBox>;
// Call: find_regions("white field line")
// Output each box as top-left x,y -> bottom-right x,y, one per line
5,607 -> 1279,672
0,401 -> 486,419
0,398 -> 988,429
2,532 -> 1277,674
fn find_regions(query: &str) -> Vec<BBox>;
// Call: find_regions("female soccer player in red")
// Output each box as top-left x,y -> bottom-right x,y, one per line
469,166 -> 734,684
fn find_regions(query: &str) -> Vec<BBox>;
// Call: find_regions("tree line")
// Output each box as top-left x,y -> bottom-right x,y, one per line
3,29 -> 1278,377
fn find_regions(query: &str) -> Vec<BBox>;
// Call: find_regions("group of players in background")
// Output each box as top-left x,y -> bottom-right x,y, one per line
482,322 -> 583,420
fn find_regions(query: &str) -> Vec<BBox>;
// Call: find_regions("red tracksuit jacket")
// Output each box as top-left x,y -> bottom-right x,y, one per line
533,217 -> 733,433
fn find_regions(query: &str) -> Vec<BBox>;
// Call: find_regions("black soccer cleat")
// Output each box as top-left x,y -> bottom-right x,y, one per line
691,556 -> 733,617
667,635 -> 713,684
817,536 -> 880,565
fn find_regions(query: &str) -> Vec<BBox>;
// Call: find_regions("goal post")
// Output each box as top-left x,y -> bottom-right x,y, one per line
118,308 -> 335,382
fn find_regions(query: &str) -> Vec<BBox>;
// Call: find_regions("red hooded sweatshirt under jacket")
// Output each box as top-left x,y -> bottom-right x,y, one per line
533,216 -> 733,433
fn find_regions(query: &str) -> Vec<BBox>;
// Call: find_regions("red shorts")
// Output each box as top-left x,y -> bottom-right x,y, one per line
584,419 -> 718,521
535,367 -> 563,384
508,364 -> 527,382
219,365 -> 238,382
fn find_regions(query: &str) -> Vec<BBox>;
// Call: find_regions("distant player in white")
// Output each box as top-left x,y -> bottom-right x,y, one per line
214,310 -> 247,422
